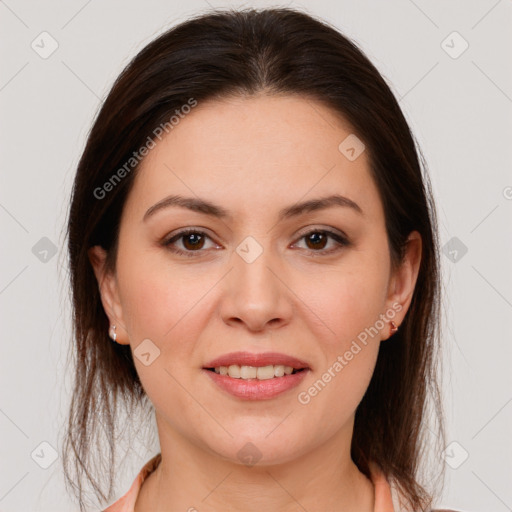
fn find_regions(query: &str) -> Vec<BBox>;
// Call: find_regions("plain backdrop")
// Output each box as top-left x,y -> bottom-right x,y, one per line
1,1 -> 511,511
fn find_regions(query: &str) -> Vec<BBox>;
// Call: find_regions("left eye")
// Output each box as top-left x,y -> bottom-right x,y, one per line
292,229 -> 349,254
163,228 -> 349,257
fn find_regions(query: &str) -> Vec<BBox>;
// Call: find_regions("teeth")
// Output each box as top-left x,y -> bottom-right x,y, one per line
228,365 -> 241,378
257,365 -> 274,380
274,365 -> 285,377
240,365 -> 257,379
216,364 -> 298,380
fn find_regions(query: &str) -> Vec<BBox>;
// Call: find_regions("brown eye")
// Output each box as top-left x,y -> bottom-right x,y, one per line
304,232 -> 328,250
164,229 -> 218,257
293,229 -> 350,256
181,232 -> 205,251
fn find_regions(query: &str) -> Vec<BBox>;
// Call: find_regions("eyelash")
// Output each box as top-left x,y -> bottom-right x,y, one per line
163,228 -> 350,258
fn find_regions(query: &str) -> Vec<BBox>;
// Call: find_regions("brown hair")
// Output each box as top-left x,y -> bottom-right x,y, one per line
63,6 -> 445,511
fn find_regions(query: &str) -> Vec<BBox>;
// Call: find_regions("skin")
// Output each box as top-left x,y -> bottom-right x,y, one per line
89,93 -> 421,511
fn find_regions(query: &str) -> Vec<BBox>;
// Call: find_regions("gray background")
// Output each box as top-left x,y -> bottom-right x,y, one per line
1,0 -> 511,510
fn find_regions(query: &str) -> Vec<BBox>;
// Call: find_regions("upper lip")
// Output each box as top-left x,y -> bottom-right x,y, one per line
203,351 -> 311,370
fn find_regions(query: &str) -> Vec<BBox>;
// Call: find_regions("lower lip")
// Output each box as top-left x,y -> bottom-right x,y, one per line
202,368 -> 309,400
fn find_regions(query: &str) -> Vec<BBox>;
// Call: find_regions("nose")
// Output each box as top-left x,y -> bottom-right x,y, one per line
219,239 -> 293,333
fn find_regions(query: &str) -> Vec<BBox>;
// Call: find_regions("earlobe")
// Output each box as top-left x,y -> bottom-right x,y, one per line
87,246 -> 129,345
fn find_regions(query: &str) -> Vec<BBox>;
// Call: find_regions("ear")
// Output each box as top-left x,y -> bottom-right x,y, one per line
382,231 -> 422,340
87,245 -> 130,345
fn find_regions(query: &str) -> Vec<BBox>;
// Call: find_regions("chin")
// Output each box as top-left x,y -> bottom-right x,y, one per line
203,431 -> 307,467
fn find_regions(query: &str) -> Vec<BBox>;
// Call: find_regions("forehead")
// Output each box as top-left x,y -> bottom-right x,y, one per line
124,94 -> 383,223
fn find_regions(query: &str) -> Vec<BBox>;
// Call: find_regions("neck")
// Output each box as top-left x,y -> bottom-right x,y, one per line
135,415 -> 375,512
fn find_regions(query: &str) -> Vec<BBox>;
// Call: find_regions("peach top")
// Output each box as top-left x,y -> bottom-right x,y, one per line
103,454 -> 397,511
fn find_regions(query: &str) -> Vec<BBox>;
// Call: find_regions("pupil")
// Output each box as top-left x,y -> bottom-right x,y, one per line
184,233 -> 203,250
307,232 -> 326,250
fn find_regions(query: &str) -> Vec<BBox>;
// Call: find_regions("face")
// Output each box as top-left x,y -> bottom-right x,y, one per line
90,94 -> 421,466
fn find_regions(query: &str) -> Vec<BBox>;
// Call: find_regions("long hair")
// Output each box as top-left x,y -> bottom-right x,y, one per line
63,7 -> 445,511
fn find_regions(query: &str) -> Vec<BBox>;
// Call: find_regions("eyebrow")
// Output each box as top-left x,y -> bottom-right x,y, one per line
143,193 -> 363,222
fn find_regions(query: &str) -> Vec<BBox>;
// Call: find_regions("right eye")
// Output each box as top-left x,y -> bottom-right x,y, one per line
163,228 -> 220,257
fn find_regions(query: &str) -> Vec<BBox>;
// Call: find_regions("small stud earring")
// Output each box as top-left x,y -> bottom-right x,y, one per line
110,324 -> 118,343
389,321 -> 398,335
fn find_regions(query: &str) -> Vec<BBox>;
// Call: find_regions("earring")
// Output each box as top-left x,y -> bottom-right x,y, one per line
389,321 -> 398,336
110,324 -> 118,343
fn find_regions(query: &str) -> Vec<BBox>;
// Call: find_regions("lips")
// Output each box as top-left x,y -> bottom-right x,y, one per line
203,351 -> 311,370
204,366 -> 309,399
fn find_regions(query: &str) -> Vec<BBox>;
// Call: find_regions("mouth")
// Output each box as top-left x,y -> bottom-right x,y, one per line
203,364 -> 308,380
201,351 -> 311,399
203,351 -> 311,375
202,365 -> 310,400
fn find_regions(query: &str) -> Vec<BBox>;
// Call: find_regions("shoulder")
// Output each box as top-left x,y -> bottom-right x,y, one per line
368,462 -> 463,512
102,453 -> 162,512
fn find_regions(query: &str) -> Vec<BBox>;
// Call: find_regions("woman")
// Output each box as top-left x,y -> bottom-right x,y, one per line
63,7 -> 458,512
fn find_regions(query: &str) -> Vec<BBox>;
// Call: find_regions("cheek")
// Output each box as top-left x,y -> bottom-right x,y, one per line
298,343 -> 380,447
115,251 -> 208,418
304,259 -> 389,347
116,245 -> 208,341
299,249 -> 388,424
293,252 -> 387,414
297,277 -> 382,435
115,244 -> 220,386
